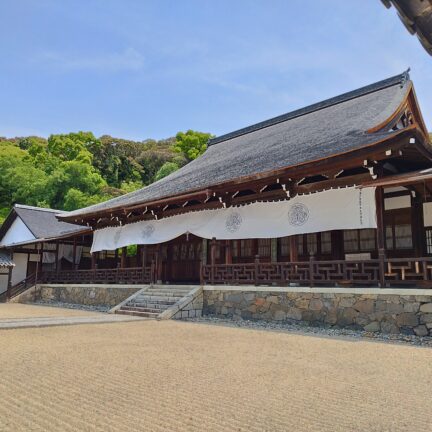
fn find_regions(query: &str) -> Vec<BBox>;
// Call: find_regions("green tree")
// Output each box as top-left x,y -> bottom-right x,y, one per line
173,130 -> 212,161
154,162 -> 179,181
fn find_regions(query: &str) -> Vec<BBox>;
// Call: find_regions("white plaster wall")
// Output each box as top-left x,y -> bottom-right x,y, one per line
424,202 -> 432,227
0,268 -> 9,294
11,253 -> 28,286
0,217 -> 35,247
384,195 -> 411,211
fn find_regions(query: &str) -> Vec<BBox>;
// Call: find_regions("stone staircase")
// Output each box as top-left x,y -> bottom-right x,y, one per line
115,285 -> 195,319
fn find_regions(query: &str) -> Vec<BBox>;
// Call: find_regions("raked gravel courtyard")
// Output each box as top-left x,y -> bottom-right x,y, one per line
0,306 -> 431,432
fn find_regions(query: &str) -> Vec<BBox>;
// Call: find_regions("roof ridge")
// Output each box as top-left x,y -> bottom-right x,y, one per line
208,70 -> 410,146
14,204 -> 64,214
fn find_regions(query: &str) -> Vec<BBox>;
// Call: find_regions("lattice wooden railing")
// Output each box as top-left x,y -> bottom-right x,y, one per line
201,257 -> 432,288
40,266 -> 154,285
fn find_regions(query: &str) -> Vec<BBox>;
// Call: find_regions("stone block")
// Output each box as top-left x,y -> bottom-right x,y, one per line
267,295 -> 279,304
273,310 -> 286,321
419,303 -> 432,313
364,322 -> 380,332
355,315 -> 370,326
244,293 -> 256,302
381,321 -> 399,334
403,302 -> 420,313
309,298 -> 323,311
375,301 -> 404,314
337,308 -> 359,326
324,309 -> 338,325
414,325 -> 429,337
419,314 -> 432,324
255,298 -> 266,306
286,308 -> 302,321
339,297 -> 356,308
353,299 -> 374,314
295,298 -> 310,309
415,295 -> 432,303
396,313 -> 418,327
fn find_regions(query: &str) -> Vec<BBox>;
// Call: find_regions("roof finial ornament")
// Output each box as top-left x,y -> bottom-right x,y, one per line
401,68 -> 411,87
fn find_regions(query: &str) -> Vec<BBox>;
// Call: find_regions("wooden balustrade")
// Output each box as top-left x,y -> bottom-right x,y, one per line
18,256 -> 432,289
40,266 -> 154,285
202,256 -> 432,288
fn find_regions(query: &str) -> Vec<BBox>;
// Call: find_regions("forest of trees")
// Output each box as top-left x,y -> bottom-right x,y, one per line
0,130 -> 212,223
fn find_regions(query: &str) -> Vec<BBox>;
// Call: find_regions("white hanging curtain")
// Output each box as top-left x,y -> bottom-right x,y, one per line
91,186 -> 377,253
43,244 -> 83,264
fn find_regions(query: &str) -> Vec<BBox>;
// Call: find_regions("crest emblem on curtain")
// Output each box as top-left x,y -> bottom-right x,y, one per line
113,229 -> 122,247
288,203 -> 309,226
141,224 -> 155,239
225,212 -> 242,233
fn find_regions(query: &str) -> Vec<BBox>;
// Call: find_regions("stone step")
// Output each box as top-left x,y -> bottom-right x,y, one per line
129,302 -> 172,310
120,306 -> 162,314
116,309 -> 159,318
146,288 -> 191,294
134,295 -> 181,302
142,291 -> 187,297
132,297 -> 177,305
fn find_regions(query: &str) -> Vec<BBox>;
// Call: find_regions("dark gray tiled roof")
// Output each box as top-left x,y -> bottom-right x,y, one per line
62,72 -> 411,219
0,252 -> 14,267
13,205 -> 87,239
383,0 -> 432,55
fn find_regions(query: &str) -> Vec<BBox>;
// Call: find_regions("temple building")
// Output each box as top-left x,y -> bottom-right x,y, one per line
41,70 -> 432,288
0,205 -> 90,299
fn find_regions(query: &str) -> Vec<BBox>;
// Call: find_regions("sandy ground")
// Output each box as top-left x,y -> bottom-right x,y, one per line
0,303 -> 101,319
0,319 -> 431,432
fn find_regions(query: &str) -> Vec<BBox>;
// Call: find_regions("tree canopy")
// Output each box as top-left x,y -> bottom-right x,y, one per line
0,129 -> 212,224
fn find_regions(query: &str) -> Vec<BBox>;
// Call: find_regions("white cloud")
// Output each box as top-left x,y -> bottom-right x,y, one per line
36,47 -> 145,72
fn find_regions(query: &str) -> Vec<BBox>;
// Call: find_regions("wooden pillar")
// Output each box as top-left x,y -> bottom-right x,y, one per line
114,248 -> 119,268
72,237 -> 77,270
210,237 -> 217,284
141,245 -> 147,268
6,266 -> 12,300
39,242 -> 44,275
412,196 -> 426,257
289,236 -> 298,262
91,252 -> 97,270
55,241 -> 60,274
34,243 -> 41,284
121,246 -> 127,268
156,244 -> 162,283
225,240 -> 232,264
271,238 -> 278,263
375,186 -> 386,287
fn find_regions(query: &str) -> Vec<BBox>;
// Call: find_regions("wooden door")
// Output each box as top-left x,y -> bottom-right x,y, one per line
166,235 -> 202,283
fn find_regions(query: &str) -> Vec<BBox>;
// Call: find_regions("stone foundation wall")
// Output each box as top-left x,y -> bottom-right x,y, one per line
203,287 -> 432,336
173,291 -> 203,319
17,284 -> 141,307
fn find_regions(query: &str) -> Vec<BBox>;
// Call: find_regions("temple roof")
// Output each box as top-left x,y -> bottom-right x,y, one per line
0,205 -> 88,247
62,71 -> 416,220
382,0 -> 432,55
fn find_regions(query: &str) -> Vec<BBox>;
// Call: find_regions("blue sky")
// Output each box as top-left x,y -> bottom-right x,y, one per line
0,0 -> 431,140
